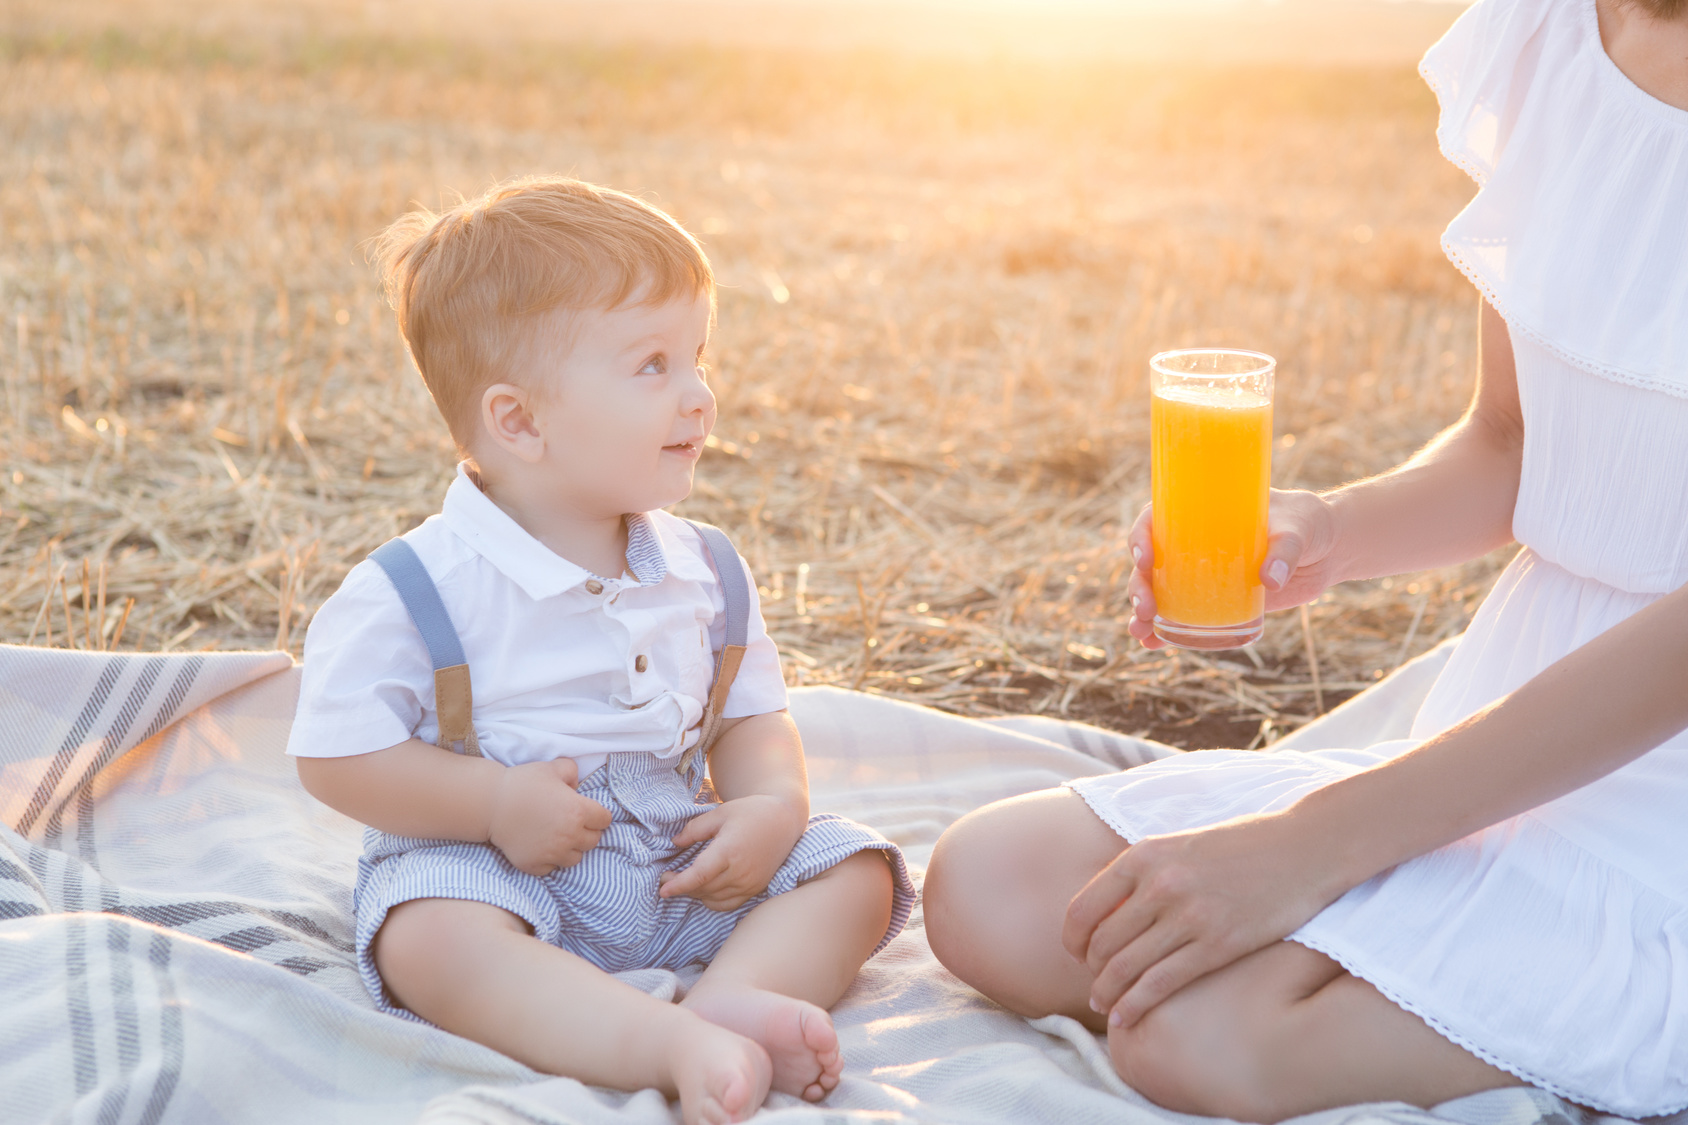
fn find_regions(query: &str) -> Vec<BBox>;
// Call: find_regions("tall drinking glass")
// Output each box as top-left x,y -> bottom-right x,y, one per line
1149,348 -> 1274,649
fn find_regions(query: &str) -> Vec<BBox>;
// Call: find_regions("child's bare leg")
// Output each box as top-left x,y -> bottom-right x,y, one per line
374,898 -> 773,1125
682,851 -> 894,1102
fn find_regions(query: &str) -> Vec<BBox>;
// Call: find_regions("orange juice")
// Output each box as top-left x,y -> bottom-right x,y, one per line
1151,383 -> 1271,640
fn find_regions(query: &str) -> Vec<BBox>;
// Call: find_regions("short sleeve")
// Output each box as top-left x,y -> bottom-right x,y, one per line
286,559 -> 433,757
706,553 -> 790,719
1421,0 -> 1688,399
1419,0 -> 1554,185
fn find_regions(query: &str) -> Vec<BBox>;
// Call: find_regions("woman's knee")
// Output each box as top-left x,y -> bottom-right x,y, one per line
923,789 -> 1123,1012
922,800 -> 1011,986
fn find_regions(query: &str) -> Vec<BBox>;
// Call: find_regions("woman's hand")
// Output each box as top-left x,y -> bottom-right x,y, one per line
1061,811 -> 1349,1028
1126,488 -> 1343,648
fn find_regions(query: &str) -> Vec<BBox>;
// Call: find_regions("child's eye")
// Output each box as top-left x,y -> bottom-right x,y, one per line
638,354 -> 667,375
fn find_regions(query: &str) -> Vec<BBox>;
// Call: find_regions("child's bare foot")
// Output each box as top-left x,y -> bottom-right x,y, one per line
684,987 -> 843,1102
668,1017 -> 772,1125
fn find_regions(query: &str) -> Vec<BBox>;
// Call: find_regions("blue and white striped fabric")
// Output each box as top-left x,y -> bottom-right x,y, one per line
353,749 -> 916,1019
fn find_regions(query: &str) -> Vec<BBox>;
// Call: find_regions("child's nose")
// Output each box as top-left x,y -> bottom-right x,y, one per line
683,368 -> 716,416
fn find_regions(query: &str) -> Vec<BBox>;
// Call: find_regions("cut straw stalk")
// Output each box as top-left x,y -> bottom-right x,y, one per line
26,562 -> 67,646
1300,602 -> 1325,715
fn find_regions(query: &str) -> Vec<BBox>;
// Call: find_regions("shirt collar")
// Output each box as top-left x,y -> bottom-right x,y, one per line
622,513 -> 668,586
439,464 -> 670,600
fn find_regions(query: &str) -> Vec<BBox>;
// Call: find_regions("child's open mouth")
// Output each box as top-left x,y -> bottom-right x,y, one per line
664,440 -> 700,459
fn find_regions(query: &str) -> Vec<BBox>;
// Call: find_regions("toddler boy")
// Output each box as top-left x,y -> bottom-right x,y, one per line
287,176 -> 913,1125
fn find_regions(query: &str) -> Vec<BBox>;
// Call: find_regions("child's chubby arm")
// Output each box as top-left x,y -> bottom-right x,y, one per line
296,743 -> 613,877
657,710 -> 810,912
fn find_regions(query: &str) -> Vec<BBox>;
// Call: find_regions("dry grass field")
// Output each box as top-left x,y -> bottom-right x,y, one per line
0,0 -> 1507,748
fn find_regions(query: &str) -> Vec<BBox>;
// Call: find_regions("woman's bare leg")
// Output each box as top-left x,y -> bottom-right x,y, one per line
924,788 -> 1124,1031
924,787 -> 1523,1122
683,851 -> 894,1103
374,898 -> 772,1125
1114,940 -> 1523,1121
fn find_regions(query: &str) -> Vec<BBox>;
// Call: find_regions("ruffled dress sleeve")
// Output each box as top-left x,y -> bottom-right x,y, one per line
1420,0 -> 1688,400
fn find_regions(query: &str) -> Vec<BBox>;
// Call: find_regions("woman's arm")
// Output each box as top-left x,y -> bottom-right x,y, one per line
1318,297 -> 1523,583
1128,299 -> 1523,644
1070,577 -> 1688,1026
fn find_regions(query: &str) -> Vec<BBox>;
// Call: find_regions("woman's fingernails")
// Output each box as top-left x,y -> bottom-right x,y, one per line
1109,1010 -> 1123,1028
1131,596 -> 1141,616
1089,999 -> 1102,1014
1267,559 -> 1290,588
1131,546 -> 1142,568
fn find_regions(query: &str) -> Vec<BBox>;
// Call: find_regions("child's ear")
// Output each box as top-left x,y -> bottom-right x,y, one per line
481,383 -> 545,463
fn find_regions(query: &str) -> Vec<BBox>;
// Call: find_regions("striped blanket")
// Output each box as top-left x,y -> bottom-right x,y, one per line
0,641 -> 1627,1125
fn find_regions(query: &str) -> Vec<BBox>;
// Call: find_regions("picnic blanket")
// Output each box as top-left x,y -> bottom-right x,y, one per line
0,640 -> 1658,1125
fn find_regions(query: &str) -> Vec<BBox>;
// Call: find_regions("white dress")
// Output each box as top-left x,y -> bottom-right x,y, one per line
1069,0 -> 1688,1115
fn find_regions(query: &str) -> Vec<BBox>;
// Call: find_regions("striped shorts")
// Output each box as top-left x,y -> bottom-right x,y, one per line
353,750 -> 915,1018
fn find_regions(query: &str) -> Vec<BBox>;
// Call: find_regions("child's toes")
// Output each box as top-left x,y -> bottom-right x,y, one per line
717,1072 -> 753,1122
672,1022 -> 770,1125
800,1059 -> 841,1101
799,1005 -> 839,1058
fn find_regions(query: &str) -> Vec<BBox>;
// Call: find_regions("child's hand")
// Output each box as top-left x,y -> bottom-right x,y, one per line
487,758 -> 613,878
657,794 -> 808,912
1125,488 -> 1340,648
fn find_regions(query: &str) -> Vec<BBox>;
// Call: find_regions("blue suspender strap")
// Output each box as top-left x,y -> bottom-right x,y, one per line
368,539 -> 481,757
682,520 -> 752,785
685,521 -> 750,650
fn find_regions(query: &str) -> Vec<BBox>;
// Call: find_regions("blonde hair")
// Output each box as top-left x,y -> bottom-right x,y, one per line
372,176 -> 714,449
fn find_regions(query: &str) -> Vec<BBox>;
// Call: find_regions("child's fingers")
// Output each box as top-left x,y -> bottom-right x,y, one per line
570,795 -> 613,833
547,757 -> 580,788
658,847 -> 731,900
698,890 -> 754,913
670,808 -> 724,851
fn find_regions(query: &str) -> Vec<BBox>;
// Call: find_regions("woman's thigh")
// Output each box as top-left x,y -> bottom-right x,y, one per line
1114,939 -> 1522,1123
923,787 -> 1125,1031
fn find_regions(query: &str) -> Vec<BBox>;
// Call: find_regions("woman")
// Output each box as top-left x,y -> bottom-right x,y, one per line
922,1 -> 1688,1119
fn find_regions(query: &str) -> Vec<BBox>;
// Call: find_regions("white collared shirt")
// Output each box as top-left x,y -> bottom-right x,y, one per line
286,466 -> 788,778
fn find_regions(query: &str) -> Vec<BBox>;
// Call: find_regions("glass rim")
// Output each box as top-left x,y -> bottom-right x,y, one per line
1150,348 -> 1276,379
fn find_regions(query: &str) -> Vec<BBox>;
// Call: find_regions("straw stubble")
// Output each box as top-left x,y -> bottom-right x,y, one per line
0,1 -> 1511,746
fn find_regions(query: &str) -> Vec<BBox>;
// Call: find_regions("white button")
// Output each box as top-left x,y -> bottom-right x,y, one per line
585,580 -> 604,595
